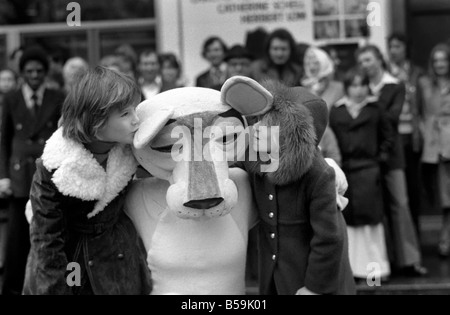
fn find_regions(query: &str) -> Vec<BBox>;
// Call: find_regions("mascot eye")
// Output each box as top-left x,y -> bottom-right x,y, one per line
151,144 -> 174,153
220,134 -> 238,145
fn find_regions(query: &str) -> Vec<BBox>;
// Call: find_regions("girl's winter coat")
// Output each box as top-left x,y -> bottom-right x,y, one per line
23,128 -> 152,295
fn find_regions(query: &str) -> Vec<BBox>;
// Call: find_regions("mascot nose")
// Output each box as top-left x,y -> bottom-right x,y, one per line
183,197 -> 224,210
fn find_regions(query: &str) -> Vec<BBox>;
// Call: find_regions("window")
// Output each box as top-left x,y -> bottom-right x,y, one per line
99,28 -> 156,59
0,0 -> 155,25
313,0 -> 370,42
22,31 -> 89,62
15,19 -> 156,67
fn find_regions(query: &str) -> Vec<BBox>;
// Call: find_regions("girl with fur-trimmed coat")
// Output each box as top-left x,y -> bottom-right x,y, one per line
23,67 -> 151,295
243,80 -> 356,295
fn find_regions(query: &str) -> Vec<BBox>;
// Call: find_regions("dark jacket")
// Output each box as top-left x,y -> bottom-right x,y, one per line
251,59 -> 303,87
247,152 -> 355,295
23,129 -> 151,295
376,79 -> 406,171
195,66 -> 227,90
389,62 -> 425,152
330,101 -> 395,226
0,87 -> 64,197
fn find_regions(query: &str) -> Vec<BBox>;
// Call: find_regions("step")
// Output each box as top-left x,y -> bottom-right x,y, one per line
357,280 -> 450,295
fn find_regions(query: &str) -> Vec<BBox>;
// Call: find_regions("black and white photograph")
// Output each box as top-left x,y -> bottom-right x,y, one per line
345,18 -> 370,38
313,0 -> 340,16
344,0 -> 370,15
314,20 -> 341,40
0,0 -> 450,302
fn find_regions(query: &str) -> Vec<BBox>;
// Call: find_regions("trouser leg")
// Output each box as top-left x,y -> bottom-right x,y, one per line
383,169 -> 421,267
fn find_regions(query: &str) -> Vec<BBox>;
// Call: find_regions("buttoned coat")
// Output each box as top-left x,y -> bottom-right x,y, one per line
242,82 -> 355,295
330,101 -> 395,226
247,152 -> 355,295
0,88 -> 65,197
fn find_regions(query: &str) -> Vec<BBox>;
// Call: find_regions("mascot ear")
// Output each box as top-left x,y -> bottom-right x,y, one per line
134,107 -> 175,150
221,76 -> 273,117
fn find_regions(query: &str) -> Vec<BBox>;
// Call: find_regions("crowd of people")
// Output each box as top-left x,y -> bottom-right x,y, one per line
189,29 -> 449,285
0,26 -> 449,294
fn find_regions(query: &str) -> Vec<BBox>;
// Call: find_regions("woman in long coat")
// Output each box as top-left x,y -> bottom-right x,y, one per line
330,69 -> 394,281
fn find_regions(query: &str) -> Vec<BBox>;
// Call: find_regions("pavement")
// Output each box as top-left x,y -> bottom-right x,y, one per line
356,215 -> 450,295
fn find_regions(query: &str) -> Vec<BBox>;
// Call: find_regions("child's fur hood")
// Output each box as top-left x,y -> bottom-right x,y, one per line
41,128 -> 138,218
245,81 -> 328,186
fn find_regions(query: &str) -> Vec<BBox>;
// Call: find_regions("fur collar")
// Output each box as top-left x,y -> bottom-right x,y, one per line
42,128 -> 138,218
245,81 -> 316,186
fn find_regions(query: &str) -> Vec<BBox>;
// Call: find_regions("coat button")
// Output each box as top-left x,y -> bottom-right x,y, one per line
270,233 -> 276,239
38,139 -> 45,145
88,260 -> 94,267
16,124 -> 23,131
268,194 -> 274,201
117,253 -> 124,260
47,122 -> 53,128
269,212 -> 274,219
13,163 -> 20,171
26,139 -> 33,145
272,255 -> 276,261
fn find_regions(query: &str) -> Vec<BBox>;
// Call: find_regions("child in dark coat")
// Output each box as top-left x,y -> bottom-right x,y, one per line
230,77 -> 356,295
23,67 -> 152,295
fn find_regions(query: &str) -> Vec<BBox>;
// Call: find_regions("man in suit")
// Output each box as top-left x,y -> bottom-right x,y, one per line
138,50 -> 176,100
0,46 -> 65,295
195,36 -> 228,91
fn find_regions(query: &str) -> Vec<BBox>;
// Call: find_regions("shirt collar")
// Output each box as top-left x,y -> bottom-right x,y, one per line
370,71 -> 399,96
140,75 -> 162,87
334,95 -> 378,108
22,83 -> 46,108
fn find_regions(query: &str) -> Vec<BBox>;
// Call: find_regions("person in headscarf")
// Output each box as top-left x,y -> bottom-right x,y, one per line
301,46 -> 345,109
301,47 -> 344,166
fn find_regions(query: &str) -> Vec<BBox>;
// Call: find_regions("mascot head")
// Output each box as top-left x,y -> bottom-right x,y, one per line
133,76 -> 327,219
243,80 -> 328,186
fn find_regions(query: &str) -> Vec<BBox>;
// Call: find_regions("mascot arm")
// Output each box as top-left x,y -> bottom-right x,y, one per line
229,168 -> 259,235
125,179 -> 164,251
324,158 -> 349,211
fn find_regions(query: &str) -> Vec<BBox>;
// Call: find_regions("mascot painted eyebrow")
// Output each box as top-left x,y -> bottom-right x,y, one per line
125,76 -> 354,295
